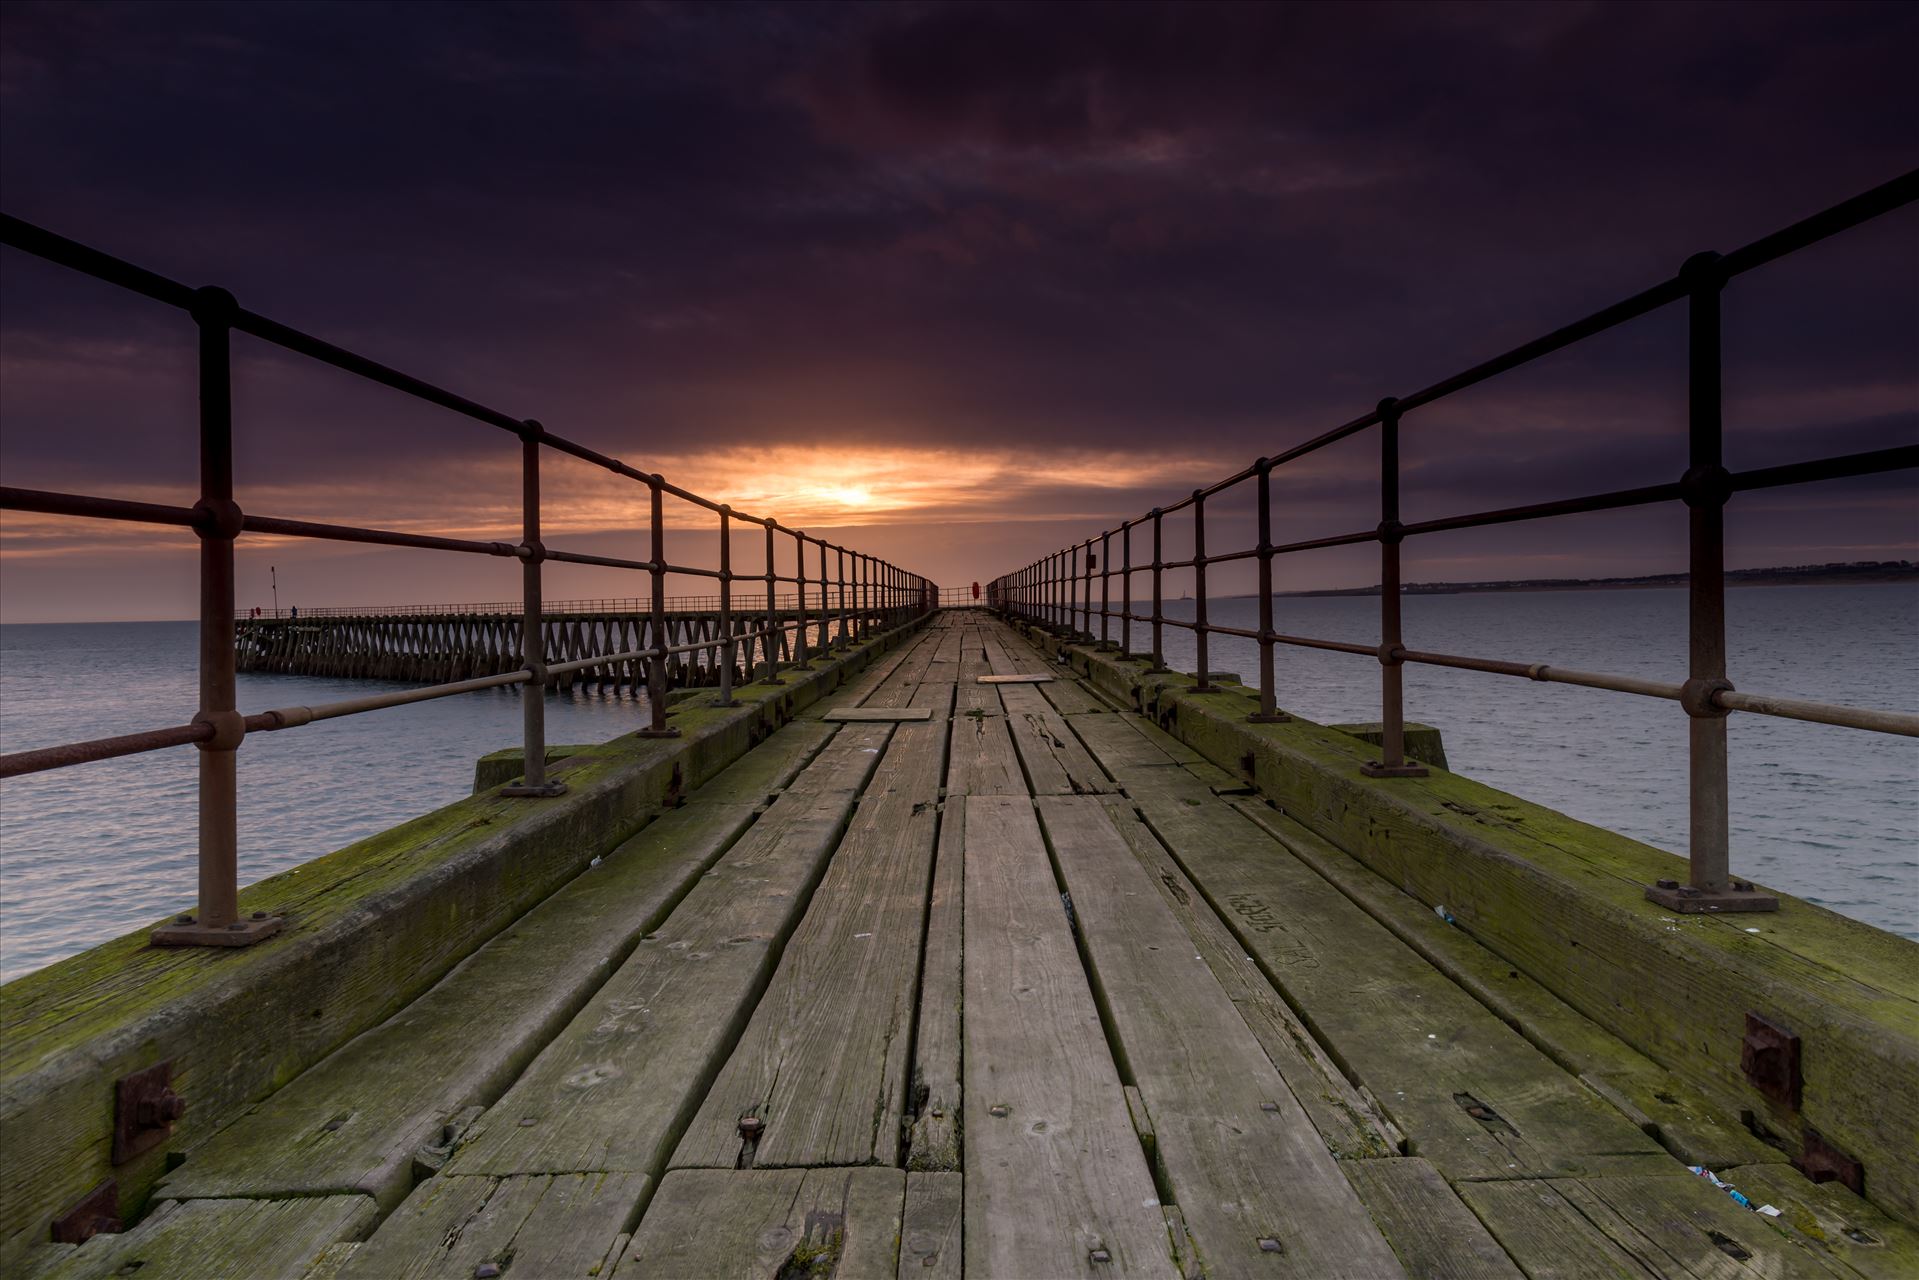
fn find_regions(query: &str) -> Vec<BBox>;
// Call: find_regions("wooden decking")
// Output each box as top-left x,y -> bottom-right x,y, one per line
34,614 -> 1915,1279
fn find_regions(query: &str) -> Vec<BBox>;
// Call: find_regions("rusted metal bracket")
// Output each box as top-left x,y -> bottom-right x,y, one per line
1645,878 -> 1779,913
113,1060 -> 185,1164
51,1179 -> 121,1244
1740,1012 -> 1802,1109
1797,1127 -> 1864,1195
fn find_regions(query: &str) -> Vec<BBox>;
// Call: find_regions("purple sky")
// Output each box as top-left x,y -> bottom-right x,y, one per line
1,0 -> 1914,620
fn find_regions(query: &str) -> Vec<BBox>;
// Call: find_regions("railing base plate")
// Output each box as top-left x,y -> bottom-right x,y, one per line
1644,881 -> 1780,913
152,915 -> 284,948
1361,760 -> 1429,778
501,781 -> 569,798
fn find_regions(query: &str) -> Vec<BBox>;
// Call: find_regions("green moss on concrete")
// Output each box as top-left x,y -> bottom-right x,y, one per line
1329,722 -> 1450,771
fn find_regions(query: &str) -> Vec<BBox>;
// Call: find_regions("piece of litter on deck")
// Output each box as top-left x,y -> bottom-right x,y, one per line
854,932 -> 873,939
1758,1204 -> 1782,1217
1427,1034 -> 1437,1040
1745,927 -> 1762,933
1435,904 -> 1457,925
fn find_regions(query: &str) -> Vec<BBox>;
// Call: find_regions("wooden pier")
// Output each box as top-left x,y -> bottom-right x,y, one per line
9,611 -> 1915,1279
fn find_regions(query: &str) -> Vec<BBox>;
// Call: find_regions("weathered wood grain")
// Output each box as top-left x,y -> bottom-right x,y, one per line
955,634 -> 1004,717
1228,796 -> 1784,1172
900,1172 -> 963,1280
1460,1174 -> 1837,1280
977,673 -> 1054,684
158,727 -> 834,1209
674,718 -> 945,1168
1123,770 -> 1671,1182
1039,796 -> 1404,1278
961,795 -> 1176,1279
335,1171 -> 646,1280
34,1195 -> 375,1280
1089,797 -> 1401,1160
907,798 -> 964,1171
1340,1158 -> 1524,1280
824,707 -> 935,721
946,700 -> 1026,796
1719,1163 -> 1919,1280
446,724 -> 892,1181
1000,684 -> 1117,795
617,1167 -> 904,1279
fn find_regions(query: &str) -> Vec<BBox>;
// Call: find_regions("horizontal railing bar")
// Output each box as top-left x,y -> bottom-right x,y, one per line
1397,481 -> 1683,538
0,214 -> 198,309
1730,444 -> 1919,493
1,486 -> 202,528
1717,688 -> 1919,737
0,722 -> 213,778
243,514 -> 517,557
542,548 -> 657,573
1718,169 -> 1919,278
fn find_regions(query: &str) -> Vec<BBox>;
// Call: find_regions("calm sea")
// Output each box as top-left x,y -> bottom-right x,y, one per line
3,584 -> 1915,980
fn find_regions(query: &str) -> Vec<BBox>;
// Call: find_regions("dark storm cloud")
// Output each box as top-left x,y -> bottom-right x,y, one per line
0,0 -> 1914,610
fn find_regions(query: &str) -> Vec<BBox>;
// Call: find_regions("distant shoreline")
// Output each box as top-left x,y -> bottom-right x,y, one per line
1258,560 -> 1916,599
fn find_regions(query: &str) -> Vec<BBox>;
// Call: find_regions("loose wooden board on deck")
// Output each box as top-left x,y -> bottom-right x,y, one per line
1038,796 -> 1403,1279
617,1167 -> 904,1279
976,673 -> 1053,683
961,795 -> 1175,1279
823,706 -> 934,721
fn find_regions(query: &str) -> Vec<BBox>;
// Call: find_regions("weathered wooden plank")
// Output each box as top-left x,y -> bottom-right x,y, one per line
1091,797 -> 1401,1160
1039,797 -> 1403,1278
1000,685 -> 1117,795
1069,711 -> 1192,774
955,640 -> 1003,717
674,718 -> 945,1168
446,724 -> 892,1180
617,1167 -> 904,1279
824,706 -> 935,721
862,629 -> 941,709
907,798 -> 964,1172
1719,1163 -> 1919,1280
977,673 -> 1054,684
35,1195 -> 375,1280
1228,796 -> 1784,1172
1462,1175 -> 1839,1280
946,703 -> 1026,796
900,1172 -> 963,1280
962,795 -> 1176,1279
160,723 -> 835,1208
1340,1158 -> 1524,1280
1454,1181 -> 1655,1279
1038,672 -> 1110,715
1124,770 -> 1672,1182
334,1171 -> 646,1280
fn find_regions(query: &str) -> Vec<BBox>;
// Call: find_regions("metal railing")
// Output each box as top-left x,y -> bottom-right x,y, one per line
233,594 -> 815,620
0,214 -> 934,948
989,172 -> 1919,915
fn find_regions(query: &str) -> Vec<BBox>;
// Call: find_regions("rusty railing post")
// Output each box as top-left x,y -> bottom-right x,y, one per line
1082,539 -> 1094,640
836,545 -> 849,648
1649,252 -> 1776,912
1249,457 -> 1289,723
716,505 -> 737,707
496,421 -> 572,793
1099,530 -> 1111,649
1147,509 -> 1166,672
1120,523 -> 1132,657
639,476 -> 680,738
1361,399 -> 1426,778
794,529 -> 810,666
155,286 -> 283,946
762,520 -> 783,683
817,538 -> 830,652
1193,490 -> 1213,691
